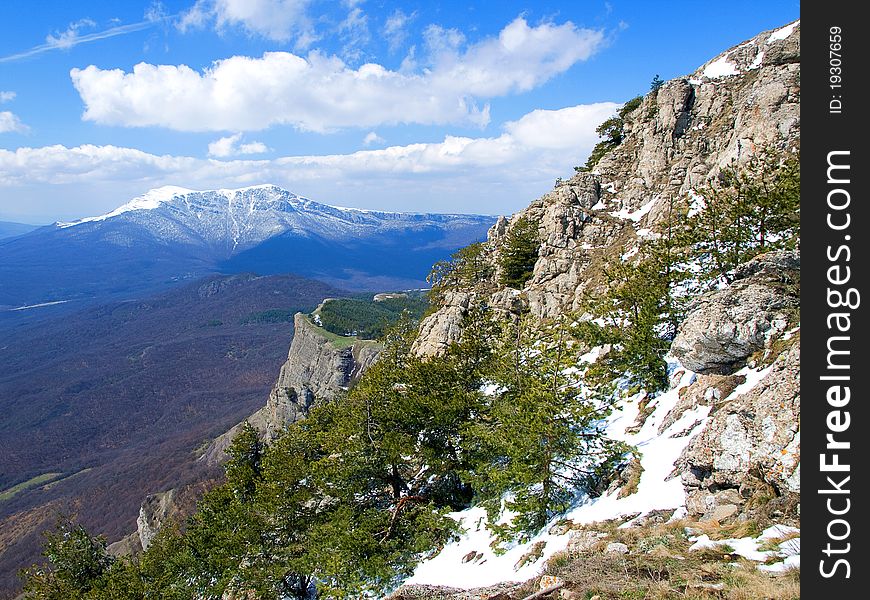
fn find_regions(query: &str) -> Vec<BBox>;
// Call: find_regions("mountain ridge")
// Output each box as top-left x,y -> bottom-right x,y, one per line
50,184 -> 494,255
0,185 -> 495,311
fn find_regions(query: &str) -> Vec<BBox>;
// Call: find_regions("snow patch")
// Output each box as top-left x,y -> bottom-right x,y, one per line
767,21 -> 799,44
407,361 -> 707,589
749,50 -> 765,70
702,56 -> 740,79
723,363 -> 774,401
688,525 -> 800,572
687,190 -> 706,218
579,346 -> 604,364
621,246 -> 639,261
611,197 -> 657,222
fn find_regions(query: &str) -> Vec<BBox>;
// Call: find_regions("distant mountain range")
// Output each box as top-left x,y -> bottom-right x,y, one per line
0,185 -> 494,312
0,221 -> 38,240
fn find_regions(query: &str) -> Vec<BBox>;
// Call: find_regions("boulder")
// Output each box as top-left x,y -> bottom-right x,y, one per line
678,339 -> 800,520
605,542 -> 630,555
670,251 -> 798,373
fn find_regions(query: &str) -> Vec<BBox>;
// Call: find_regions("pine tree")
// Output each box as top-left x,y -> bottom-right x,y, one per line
20,517 -> 114,599
470,315 -> 625,544
580,258 -> 673,396
427,242 -> 492,303
688,151 -> 800,280
224,421 -> 263,502
575,96 -> 641,172
498,216 -> 540,288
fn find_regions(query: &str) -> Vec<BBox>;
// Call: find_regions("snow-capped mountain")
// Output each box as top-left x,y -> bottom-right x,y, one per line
0,185 -> 494,312
57,184 -> 493,255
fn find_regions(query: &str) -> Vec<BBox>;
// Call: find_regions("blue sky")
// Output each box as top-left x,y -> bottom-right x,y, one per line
1,0 -> 798,223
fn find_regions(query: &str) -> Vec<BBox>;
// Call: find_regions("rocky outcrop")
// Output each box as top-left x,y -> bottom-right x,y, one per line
678,339 -> 800,522
414,22 -> 800,353
408,22 -> 803,537
202,312 -> 382,464
261,312 -> 381,438
670,251 -> 799,373
136,489 -> 181,550
413,292 -> 476,356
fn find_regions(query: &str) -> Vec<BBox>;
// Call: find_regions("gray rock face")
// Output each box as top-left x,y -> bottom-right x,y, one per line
137,489 -> 179,551
201,311 -> 381,464
413,292 -> 475,357
414,21 -> 800,353
678,339 -> 800,521
670,251 -> 799,374
262,312 -> 381,438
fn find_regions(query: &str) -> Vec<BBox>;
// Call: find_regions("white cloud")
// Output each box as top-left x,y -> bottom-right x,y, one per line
145,1 -> 168,22
0,111 -> 28,133
1,16 -> 165,63
179,0 -> 315,47
207,133 -> 270,157
45,18 -> 97,49
0,91 -> 15,103
71,17 -> 605,132
383,9 -> 414,52
337,6 -> 370,62
504,105 -> 615,150
0,102 -> 617,219
422,24 -> 465,58
362,131 -> 384,146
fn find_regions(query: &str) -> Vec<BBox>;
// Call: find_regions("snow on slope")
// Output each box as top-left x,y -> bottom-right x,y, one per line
406,359 -> 798,589
57,186 -> 194,228
691,19 -> 799,82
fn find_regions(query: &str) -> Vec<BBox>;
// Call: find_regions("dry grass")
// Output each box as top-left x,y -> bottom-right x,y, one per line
757,531 -> 800,553
616,458 -> 644,499
688,518 -> 764,541
720,565 -> 800,600
513,517 -> 800,600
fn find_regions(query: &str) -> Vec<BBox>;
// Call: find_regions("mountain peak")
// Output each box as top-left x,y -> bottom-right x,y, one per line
49,184 -> 493,259
690,19 -> 799,82
56,184 -> 292,228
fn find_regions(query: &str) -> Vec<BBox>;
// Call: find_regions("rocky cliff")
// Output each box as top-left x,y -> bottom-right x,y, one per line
392,24 -> 801,595
259,312 -> 382,439
412,20 -> 800,525
414,21 -> 799,355
201,309 -> 382,465
115,308 -> 383,554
